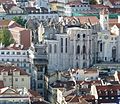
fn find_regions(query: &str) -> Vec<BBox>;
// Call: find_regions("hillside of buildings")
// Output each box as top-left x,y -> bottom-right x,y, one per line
0,0 -> 120,104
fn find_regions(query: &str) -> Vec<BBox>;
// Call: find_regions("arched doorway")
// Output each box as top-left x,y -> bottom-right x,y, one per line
112,46 -> 116,62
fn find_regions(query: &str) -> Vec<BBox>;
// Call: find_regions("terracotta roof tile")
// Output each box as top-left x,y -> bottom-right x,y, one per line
0,0 -> 14,4
109,0 -> 120,5
3,4 -> 16,11
109,8 -> 120,14
65,95 -> 89,104
91,4 -> 109,9
109,19 -> 118,24
0,44 -> 25,50
96,85 -> 120,91
78,16 -> 99,24
77,80 -> 102,85
81,95 -> 95,101
66,1 -> 82,6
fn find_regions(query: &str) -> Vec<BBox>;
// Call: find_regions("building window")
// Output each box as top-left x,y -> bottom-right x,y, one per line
105,97 -> 108,99
6,52 -> 10,55
54,44 -> 57,53
49,44 -> 52,53
83,54 -> 86,60
76,45 -> 80,54
1,52 -> 4,54
83,62 -> 87,68
105,57 -> 107,60
76,62 -> 79,68
65,38 -> 67,53
77,34 -> 80,38
15,78 -> 18,81
9,78 -> 11,82
99,97 -> 102,99
40,92 -> 43,96
3,72 -> 6,75
100,43 -> 102,52
17,52 -> 20,55
12,52 -> 15,55
38,66 -> 43,72
111,97 -> 114,99
24,64 -> 26,67
38,83 -> 43,89
21,78 -> 24,81
61,38 -> 63,53
3,78 -> 6,81
83,45 -> 86,54
83,34 -> 85,38
23,52 -> 26,55
38,75 -> 43,80
42,16 -> 44,19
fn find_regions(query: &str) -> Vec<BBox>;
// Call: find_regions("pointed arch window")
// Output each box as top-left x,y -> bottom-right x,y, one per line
83,34 -> 86,38
76,45 -> 80,54
54,44 -> 57,53
49,44 -> 52,53
83,45 -> 86,54
100,43 -> 102,52
77,34 -> 80,38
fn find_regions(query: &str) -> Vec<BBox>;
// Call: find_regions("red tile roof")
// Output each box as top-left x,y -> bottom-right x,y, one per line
64,16 -> 99,25
3,4 -> 16,12
109,0 -> 120,5
0,65 -> 30,76
91,4 -> 109,9
0,0 -> 14,4
0,20 -> 21,28
109,8 -> 120,14
109,19 -> 118,24
66,1 -> 82,6
0,44 -> 25,50
81,95 -> 95,101
78,16 -> 99,25
96,85 -> 120,91
65,95 -> 89,104
28,89 -> 42,98
51,80 -> 75,88
77,80 -> 102,85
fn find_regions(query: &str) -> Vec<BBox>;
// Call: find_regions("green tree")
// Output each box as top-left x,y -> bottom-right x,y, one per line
90,0 -> 97,4
13,16 -> 27,27
0,28 -> 14,46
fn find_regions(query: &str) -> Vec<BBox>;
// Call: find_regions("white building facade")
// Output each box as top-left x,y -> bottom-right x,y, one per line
0,45 -> 31,74
97,9 -> 120,63
45,26 -> 94,71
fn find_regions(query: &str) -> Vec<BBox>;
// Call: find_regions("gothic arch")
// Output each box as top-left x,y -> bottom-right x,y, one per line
76,45 -> 80,54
